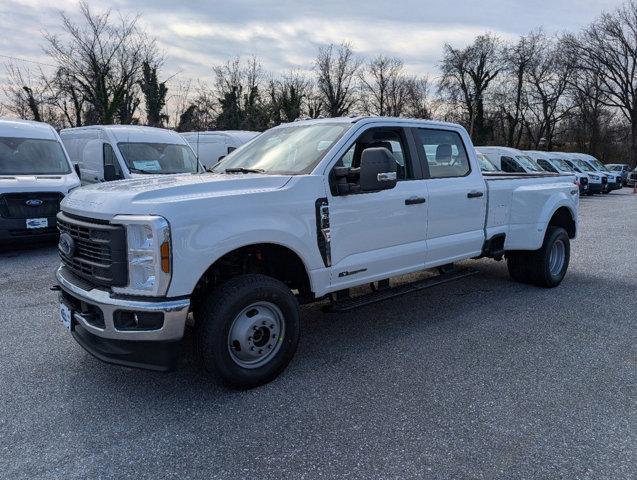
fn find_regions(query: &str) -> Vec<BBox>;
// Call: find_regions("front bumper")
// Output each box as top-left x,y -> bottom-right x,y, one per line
0,215 -> 59,242
588,183 -> 603,194
56,266 -> 190,370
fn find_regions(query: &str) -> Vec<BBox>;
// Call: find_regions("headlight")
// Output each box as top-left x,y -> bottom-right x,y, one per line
589,174 -> 599,180
111,215 -> 171,297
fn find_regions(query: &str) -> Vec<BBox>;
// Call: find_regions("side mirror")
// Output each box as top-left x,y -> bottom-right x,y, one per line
359,147 -> 397,191
103,164 -> 120,181
74,163 -> 81,177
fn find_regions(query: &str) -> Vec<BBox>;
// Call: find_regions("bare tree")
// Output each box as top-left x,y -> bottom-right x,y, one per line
315,43 -> 361,117
359,55 -> 408,116
495,32 -> 539,147
524,34 -> 575,150
565,1 -> 637,165
43,1 -> 157,125
269,70 -> 311,123
403,75 -> 437,119
439,33 -> 502,144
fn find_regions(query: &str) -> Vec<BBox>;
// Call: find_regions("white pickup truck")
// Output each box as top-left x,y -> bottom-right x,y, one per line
55,117 -> 579,388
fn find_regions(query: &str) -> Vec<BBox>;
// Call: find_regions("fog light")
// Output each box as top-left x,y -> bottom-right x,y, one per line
114,311 -> 164,331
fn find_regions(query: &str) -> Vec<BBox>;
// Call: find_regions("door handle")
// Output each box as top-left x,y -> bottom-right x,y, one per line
467,191 -> 484,198
405,196 -> 426,205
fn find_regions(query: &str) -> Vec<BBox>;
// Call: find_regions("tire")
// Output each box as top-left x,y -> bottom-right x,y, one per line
506,251 -> 533,284
507,227 -> 570,288
195,274 -> 300,389
602,189 -> 610,194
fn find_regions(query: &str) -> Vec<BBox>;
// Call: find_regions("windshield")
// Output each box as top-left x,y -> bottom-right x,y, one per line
117,143 -> 199,174
550,158 -> 574,172
590,159 -> 609,171
515,155 -> 544,172
0,137 -> 71,175
574,159 -> 595,172
609,165 -> 622,171
212,123 -> 350,175
476,153 -> 499,171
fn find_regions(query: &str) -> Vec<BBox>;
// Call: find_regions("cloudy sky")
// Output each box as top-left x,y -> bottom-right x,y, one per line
0,0 -> 624,110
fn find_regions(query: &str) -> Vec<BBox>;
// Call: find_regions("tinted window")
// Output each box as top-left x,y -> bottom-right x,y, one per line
501,156 -> 524,173
0,137 -> 71,175
416,129 -> 470,178
537,159 -> 558,173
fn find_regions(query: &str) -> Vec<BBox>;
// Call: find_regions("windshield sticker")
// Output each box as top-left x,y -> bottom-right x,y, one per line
132,160 -> 161,171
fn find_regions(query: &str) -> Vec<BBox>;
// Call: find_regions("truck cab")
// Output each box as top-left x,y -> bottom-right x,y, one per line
60,125 -> 202,184
0,118 -> 80,243
55,117 -> 578,388
181,130 -> 259,169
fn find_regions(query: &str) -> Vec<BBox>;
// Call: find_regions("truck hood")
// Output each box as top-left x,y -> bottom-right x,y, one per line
61,173 -> 292,219
0,174 -> 80,194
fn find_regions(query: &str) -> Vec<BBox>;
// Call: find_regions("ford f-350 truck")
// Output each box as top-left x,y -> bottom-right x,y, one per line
55,117 -> 579,388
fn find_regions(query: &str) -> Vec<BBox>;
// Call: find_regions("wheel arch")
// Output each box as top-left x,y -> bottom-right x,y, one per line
190,242 -> 313,311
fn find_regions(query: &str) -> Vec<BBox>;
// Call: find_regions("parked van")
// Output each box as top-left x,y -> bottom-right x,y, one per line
0,119 -> 80,242
180,130 -> 259,169
60,125 -> 201,184
606,163 -> 631,185
572,153 -> 622,191
559,153 -> 610,194
475,146 -> 545,174
526,150 -> 590,195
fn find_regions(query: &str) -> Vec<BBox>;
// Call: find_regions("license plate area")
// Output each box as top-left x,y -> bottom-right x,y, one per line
26,218 -> 48,229
59,300 -> 74,332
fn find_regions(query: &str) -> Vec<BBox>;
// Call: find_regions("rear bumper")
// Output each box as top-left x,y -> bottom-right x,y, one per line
0,215 -> 58,242
56,266 -> 190,371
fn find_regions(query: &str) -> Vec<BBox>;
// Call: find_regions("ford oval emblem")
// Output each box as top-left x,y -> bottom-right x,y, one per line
58,233 -> 75,257
25,199 -> 44,207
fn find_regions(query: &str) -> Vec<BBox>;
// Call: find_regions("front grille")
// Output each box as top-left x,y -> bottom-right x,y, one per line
57,212 -> 128,288
0,192 -> 63,219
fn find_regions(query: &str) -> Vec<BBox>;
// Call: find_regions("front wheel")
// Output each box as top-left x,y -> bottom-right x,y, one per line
195,274 -> 300,389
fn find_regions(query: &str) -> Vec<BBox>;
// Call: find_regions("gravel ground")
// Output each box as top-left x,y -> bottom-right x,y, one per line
0,190 -> 635,480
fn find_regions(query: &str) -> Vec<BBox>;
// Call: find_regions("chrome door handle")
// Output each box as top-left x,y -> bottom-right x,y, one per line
467,191 -> 484,198
405,196 -> 426,205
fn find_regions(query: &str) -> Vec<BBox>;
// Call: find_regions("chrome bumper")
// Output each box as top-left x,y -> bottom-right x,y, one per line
56,266 -> 190,341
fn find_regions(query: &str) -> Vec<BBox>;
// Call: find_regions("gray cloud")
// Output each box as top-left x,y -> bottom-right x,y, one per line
0,0 -> 624,104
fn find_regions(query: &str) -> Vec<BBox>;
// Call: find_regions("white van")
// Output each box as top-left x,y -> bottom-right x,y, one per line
181,130 -> 259,169
0,118 -> 80,242
475,146 -> 546,174
525,150 -> 590,195
60,125 -> 201,184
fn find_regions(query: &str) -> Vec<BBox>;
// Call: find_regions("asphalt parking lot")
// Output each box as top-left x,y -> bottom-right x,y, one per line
1,190 -> 635,480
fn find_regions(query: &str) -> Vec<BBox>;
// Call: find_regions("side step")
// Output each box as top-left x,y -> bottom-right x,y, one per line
324,267 -> 478,313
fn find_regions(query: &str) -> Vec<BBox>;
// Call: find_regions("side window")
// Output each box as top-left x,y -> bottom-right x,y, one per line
501,156 -> 523,173
537,159 -> 557,173
415,128 -> 470,178
103,143 -> 122,175
336,128 -> 413,180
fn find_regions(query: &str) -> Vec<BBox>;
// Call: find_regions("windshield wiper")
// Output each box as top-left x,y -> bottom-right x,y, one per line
224,167 -> 265,174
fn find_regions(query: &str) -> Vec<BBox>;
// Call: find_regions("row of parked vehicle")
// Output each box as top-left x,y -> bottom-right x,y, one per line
475,146 -> 631,195
1,117 -> 634,245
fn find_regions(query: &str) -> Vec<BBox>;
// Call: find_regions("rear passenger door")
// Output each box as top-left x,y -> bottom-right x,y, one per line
413,128 -> 487,265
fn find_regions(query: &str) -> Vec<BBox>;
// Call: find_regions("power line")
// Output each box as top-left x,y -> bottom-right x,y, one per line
0,53 -> 58,69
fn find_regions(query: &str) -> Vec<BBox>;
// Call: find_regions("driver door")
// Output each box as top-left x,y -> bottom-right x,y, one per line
326,126 -> 429,290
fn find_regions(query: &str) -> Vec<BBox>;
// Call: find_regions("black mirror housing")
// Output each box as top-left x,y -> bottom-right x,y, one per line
103,164 -> 120,181
359,147 -> 397,191
74,163 -> 81,178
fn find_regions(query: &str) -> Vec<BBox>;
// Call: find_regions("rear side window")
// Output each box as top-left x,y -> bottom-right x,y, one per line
500,156 -> 524,173
415,129 -> 470,178
103,143 -> 122,176
537,159 -> 558,173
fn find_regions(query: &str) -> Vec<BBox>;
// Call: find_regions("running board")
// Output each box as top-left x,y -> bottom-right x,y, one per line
324,267 -> 478,313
